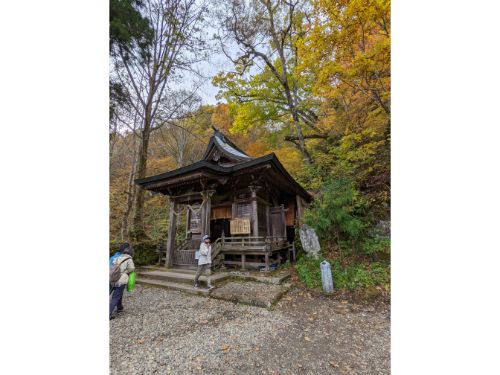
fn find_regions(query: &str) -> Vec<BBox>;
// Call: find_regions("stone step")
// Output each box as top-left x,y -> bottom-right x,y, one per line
137,269 -> 229,286
140,266 -> 196,274
136,278 -> 210,296
228,271 -> 291,285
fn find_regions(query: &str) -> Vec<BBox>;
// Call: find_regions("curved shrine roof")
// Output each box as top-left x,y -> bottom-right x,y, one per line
135,127 -> 312,201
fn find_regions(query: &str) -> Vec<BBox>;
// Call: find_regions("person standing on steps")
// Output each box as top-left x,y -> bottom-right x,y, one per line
109,244 -> 135,320
194,235 -> 214,290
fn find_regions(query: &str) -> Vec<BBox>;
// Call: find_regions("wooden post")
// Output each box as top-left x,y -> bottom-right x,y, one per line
281,204 -> 286,240
264,252 -> 270,272
250,185 -> 260,237
201,190 -> 215,236
165,199 -> 177,268
266,204 -> 270,237
200,200 -> 206,236
232,196 -> 237,219
295,195 -> 303,225
185,208 -> 190,239
205,194 -> 211,236
241,254 -> 246,270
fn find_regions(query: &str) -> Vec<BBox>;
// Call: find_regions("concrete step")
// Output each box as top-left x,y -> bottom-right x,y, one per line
136,278 -> 210,296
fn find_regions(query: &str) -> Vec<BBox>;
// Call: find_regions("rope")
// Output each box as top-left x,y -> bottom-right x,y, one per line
171,198 -> 207,217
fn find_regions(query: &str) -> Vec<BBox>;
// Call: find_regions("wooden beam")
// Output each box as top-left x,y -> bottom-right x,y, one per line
165,199 -> 177,268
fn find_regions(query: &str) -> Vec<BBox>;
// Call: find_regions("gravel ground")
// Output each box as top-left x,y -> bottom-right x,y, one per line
110,285 -> 390,375
210,280 -> 289,308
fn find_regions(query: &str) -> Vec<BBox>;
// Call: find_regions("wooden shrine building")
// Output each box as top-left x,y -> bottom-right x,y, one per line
135,127 -> 312,271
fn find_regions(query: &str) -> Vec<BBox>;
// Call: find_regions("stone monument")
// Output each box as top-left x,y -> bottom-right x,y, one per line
299,224 -> 321,259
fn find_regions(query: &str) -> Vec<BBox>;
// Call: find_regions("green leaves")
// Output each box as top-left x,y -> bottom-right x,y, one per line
110,0 -> 153,55
304,177 -> 369,243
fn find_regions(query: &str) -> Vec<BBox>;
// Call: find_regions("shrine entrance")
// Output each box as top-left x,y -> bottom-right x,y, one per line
210,218 -> 231,241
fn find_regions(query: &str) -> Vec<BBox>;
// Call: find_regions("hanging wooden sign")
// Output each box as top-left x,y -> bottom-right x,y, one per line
230,218 -> 251,234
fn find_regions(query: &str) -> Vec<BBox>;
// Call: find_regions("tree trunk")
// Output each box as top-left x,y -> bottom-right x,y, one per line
131,108 -> 152,239
283,86 -> 312,164
291,109 -> 312,164
121,137 -> 138,241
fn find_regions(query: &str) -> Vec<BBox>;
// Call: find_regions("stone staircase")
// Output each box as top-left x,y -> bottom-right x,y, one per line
136,266 -> 230,296
136,266 -> 293,308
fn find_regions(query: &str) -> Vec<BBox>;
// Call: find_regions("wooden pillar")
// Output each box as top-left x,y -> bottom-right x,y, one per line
201,190 -> 215,236
281,204 -> 286,239
165,199 -> 177,268
266,204 -> 270,237
250,185 -> 260,237
241,254 -> 246,270
232,193 -> 237,219
185,208 -> 190,239
296,195 -> 303,225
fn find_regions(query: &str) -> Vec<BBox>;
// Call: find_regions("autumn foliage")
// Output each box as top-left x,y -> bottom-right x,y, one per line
110,0 -> 391,257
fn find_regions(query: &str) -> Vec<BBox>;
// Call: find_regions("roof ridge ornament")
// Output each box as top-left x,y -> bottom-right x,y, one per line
212,124 -> 226,142
204,124 -> 250,161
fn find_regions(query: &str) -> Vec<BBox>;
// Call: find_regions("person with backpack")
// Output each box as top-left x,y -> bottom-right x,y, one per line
109,243 -> 135,320
109,242 -> 129,265
109,243 -> 129,304
193,235 -> 214,290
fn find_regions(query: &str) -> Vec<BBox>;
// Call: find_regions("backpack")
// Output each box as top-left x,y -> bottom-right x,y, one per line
109,256 -> 130,284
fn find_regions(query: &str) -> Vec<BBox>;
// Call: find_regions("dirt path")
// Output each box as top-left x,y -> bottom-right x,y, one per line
110,285 -> 390,374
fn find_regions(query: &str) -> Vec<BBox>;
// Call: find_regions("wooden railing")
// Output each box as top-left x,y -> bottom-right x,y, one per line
172,249 -> 197,266
210,238 -> 223,268
219,236 -> 288,251
161,235 -> 291,268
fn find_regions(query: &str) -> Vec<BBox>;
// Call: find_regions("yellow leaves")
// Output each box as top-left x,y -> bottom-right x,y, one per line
211,104 -> 233,133
274,147 -> 303,176
244,139 -> 270,157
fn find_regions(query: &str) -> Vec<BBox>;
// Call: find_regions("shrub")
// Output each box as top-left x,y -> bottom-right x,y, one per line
109,239 -> 161,267
303,178 -> 369,245
295,255 -> 325,289
360,237 -> 391,258
295,255 -> 390,291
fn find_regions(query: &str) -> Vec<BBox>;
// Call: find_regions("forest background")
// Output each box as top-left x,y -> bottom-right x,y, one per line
110,0 -> 390,291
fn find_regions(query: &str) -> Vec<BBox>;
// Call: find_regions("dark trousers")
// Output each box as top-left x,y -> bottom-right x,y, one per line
109,284 -> 126,318
109,285 -> 124,309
